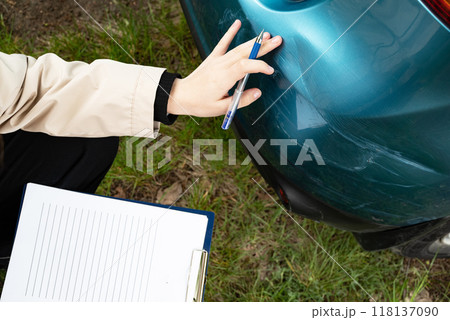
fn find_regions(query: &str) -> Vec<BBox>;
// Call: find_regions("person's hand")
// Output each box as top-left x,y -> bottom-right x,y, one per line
167,19 -> 283,117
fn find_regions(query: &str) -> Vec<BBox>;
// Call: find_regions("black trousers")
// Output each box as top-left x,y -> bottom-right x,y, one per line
0,130 -> 119,257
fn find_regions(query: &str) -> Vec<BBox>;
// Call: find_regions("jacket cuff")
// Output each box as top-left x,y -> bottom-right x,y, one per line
154,71 -> 181,125
132,66 -> 165,138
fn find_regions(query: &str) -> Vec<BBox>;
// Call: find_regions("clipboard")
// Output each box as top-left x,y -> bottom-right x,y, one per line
1,183 -> 214,302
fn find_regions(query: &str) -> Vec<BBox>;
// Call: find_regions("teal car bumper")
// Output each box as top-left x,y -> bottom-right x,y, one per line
180,0 -> 450,237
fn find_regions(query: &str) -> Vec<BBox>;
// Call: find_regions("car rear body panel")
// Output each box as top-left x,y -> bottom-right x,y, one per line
180,0 -> 450,228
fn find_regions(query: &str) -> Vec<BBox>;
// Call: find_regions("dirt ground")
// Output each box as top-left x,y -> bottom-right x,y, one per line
1,0 -> 141,40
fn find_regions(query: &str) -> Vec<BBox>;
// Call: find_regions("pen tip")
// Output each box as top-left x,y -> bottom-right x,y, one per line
256,29 -> 264,42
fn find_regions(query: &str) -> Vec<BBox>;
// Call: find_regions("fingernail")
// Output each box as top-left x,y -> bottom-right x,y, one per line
267,66 -> 274,74
232,19 -> 239,27
254,91 -> 261,99
263,32 -> 270,40
271,36 -> 281,44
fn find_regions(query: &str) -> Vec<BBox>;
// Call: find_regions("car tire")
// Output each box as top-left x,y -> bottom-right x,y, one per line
391,220 -> 450,259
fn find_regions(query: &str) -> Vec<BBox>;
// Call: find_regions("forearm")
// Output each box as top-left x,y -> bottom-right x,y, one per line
0,52 -> 165,138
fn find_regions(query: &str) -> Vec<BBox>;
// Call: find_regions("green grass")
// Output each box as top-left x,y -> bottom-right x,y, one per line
1,0 -> 448,302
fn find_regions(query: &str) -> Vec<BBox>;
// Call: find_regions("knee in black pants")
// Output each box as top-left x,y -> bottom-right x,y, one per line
0,131 -> 119,248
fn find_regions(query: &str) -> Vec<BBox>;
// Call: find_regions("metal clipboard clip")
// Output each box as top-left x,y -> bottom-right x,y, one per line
185,249 -> 208,302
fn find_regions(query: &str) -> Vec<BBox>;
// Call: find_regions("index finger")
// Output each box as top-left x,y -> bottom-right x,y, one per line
211,20 -> 242,56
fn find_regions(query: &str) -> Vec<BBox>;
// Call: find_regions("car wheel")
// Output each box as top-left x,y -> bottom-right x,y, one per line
391,223 -> 450,259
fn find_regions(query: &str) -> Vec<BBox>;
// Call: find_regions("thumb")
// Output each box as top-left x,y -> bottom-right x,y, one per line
217,88 -> 261,116
237,89 -> 262,109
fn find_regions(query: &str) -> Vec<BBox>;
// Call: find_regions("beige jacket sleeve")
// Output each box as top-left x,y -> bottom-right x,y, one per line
0,52 -> 166,138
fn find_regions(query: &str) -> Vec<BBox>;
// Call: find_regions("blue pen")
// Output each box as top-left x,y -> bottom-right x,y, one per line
222,29 -> 264,130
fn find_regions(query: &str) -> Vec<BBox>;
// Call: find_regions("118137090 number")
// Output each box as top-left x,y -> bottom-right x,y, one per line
372,306 -> 438,317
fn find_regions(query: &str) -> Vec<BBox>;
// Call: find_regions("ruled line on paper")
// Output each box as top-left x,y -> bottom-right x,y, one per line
131,217 -> 146,301
98,213 -> 115,300
31,203 -> 51,297
111,215 -> 128,302
91,211 -> 109,301
84,211 -> 101,302
124,216 -> 140,302
58,208 -> 76,300
52,206 -> 70,299
71,209 -> 90,301
38,204 -> 57,297
25,203 -> 45,297
138,218 -> 152,302
45,205 -> 64,299
65,209 -> 82,301
118,216 -> 134,302
78,210 -> 95,301
144,221 -> 159,301
105,214 -> 122,301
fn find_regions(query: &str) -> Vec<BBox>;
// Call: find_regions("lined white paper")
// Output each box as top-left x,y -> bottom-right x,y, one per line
1,184 -> 208,302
